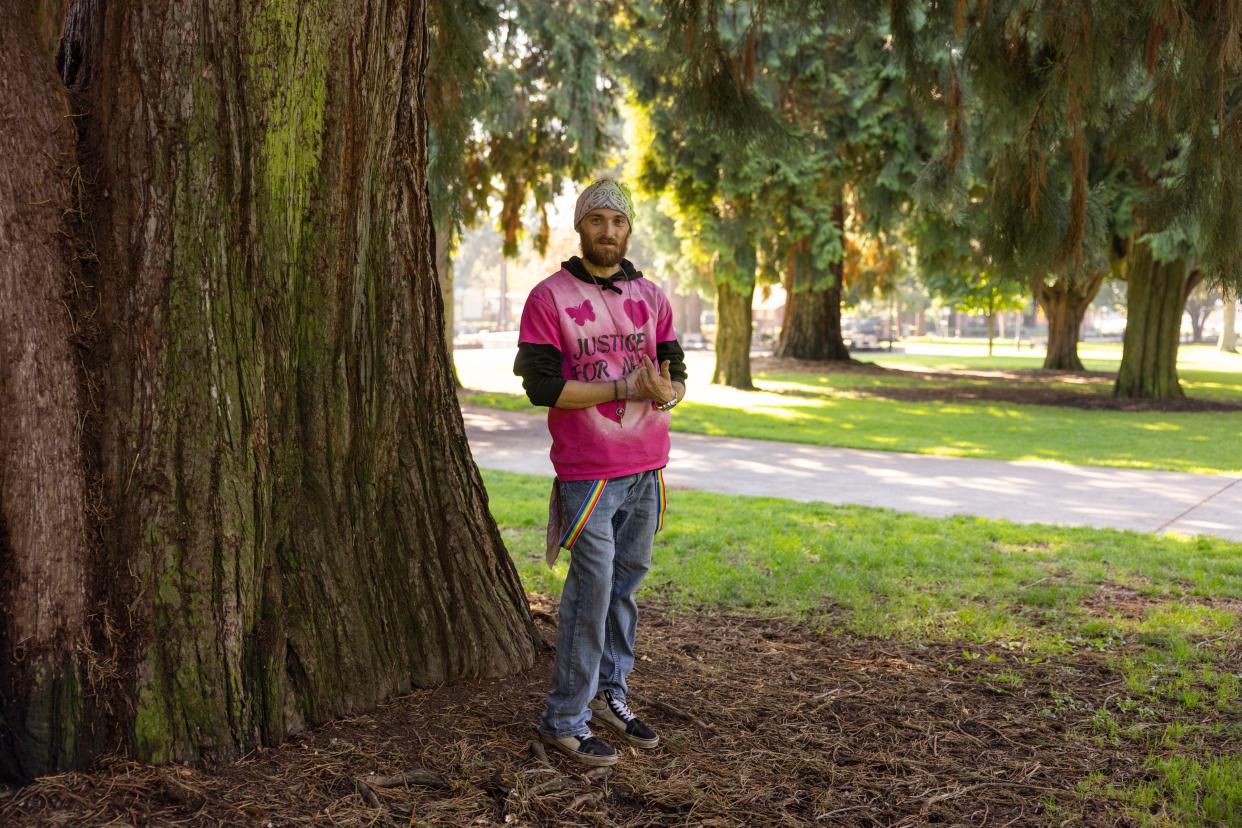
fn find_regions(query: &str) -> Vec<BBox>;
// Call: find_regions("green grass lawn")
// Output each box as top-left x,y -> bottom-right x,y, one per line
858,341 -> 1242,402
670,397 -> 1242,475
460,343 -> 1242,475
484,467 -> 1242,826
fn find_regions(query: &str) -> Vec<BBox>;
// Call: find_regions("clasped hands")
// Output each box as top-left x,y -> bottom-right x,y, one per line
621,355 -> 675,405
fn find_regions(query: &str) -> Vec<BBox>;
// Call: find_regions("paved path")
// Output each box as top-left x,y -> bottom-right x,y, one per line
463,406 -> 1242,543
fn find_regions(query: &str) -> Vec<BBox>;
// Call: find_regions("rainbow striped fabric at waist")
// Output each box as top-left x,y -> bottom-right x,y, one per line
559,479 -> 608,551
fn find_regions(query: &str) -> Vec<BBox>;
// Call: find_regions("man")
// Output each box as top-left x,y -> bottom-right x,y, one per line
514,178 -> 687,767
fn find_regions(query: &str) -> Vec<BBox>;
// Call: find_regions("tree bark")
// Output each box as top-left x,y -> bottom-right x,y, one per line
712,280 -> 755,388
1,0 -> 536,781
0,5 -> 91,781
773,205 -> 851,361
774,271 -> 850,359
1219,288 -> 1238,352
1114,247 -> 1198,399
1031,270 -> 1106,371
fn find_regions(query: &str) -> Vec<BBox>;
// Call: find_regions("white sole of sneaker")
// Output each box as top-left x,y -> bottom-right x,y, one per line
538,732 -> 619,767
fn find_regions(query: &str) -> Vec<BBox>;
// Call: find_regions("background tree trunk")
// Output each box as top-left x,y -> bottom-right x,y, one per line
1,0 -> 536,781
1031,271 -> 1105,371
435,226 -> 461,386
1183,283 -> 1214,344
1219,288 -> 1238,352
667,275 -> 703,337
684,290 -> 703,335
774,269 -> 850,360
773,205 -> 850,361
712,280 -> 755,388
1188,309 -> 1206,343
0,4 -> 91,781
1114,247 -> 1198,399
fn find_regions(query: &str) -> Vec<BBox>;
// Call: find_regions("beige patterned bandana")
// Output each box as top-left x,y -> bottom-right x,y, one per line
573,178 -> 635,229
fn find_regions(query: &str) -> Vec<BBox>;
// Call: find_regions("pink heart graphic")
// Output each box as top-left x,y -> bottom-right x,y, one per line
623,298 -> 650,328
596,401 -> 624,423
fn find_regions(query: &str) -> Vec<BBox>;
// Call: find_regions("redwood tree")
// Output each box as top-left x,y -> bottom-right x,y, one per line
665,1 -> 1242,398
1,1 -> 536,782
775,207 -> 850,361
893,1 -> 1242,398
1031,270 -> 1108,371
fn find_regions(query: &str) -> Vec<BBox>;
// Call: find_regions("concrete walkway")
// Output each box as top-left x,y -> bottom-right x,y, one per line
463,406 -> 1242,543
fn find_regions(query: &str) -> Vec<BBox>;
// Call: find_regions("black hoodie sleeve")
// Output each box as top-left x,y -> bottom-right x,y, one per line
513,342 -> 566,407
657,339 -> 688,384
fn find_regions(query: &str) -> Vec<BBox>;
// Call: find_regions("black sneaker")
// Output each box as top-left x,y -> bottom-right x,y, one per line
589,690 -> 660,748
538,728 -> 619,767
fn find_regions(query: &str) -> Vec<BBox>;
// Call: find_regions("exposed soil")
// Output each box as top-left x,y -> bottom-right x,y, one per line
2,597 -> 1237,827
751,357 -> 1242,412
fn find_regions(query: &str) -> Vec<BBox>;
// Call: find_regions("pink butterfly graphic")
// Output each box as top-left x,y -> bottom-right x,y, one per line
565,299 -> 595,326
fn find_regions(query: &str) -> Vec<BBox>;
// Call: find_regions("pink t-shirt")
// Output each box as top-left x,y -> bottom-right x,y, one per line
518,268 -> 678,481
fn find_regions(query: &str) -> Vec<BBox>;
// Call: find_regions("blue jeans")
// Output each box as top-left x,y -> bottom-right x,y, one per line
539,469 -> 664,738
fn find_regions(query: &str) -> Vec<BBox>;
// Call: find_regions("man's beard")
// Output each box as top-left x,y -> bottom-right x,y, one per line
580,231 -> 629,269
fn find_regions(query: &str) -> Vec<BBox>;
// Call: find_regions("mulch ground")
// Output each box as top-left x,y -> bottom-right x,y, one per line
751,357 -> 1242,412
3,596 -> 1236,827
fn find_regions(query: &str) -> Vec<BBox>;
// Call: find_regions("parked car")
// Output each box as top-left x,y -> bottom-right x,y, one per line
843,317 -> 883,350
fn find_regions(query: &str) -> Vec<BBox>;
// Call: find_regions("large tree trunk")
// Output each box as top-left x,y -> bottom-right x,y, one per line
1031,270 -> 1106,371
0,3 -> 90,781
774,272 -> 850,360
774,208 -> 850,361
1219,288 -> 1238,352
712,280 -> 755,388
1114,246 -> 1199,399
1,1 -> 536,782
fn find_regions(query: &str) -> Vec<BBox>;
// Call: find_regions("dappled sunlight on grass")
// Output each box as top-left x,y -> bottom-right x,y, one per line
1174,345 -> 1242,372
869,340 -> 1242,377
481,468 -> 1242,669
672,397 -> 1242,474
1180,369 -> 1242,400
921,442 -> 986,456
980,405 -> 1029,418
749,405 -> 815,420
458,345 -> 1242,474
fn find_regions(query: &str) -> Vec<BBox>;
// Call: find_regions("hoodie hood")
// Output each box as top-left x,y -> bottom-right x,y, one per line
562,256 -> 643,294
